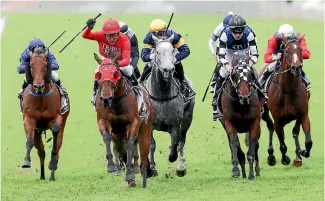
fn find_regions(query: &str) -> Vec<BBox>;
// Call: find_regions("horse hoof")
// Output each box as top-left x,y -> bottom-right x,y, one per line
281,156 -> 291,165
267,155 -> 276,166
107,165 -> 118,173
248,174 -> 255,181
40,176 -> 45,180
112,171 -> 121,176
149,168 -> 158,177
22,159 -> 31,168
49,170 -> 55,181
293,159 -> 302,168
176,169 -> 186,177
128,180 -> 136,188
168,154 -> 178,163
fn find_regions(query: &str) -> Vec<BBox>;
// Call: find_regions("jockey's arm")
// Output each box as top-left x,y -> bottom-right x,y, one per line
81,27 -> 103,41
299,36 -> 311,59
217,32 -> 228,65
247,30 -> 259,64
173,33 -> 190,62
118,35 -> 131,67
47,51 -> 59,70
130,34 -> 140,67
17,49 -> 30,74
264,36 -> 277,63
208,23 -> 223,55
141,33 -> 154,62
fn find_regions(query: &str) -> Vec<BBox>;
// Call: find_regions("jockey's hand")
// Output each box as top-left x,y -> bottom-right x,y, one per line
226,64 -> 233,72
212,54 -> 218,61
86,19 -> 96,29
272,53 -> 282,61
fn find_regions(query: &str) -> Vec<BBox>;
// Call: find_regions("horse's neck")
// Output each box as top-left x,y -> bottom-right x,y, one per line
149,65 -> 178,97
115,78 -> 129,97
225,79 -> 239,99
278,63 -> 301,93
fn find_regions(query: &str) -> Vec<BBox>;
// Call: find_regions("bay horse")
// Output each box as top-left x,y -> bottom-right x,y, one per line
260,34 -> 312,168
93,52 -> 154,188
142,34 -> 195,177
216,51 -> 264,180
21,46 -> 70,181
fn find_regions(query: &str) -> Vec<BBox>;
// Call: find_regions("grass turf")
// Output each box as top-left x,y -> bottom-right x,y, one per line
1,14 -> 324,201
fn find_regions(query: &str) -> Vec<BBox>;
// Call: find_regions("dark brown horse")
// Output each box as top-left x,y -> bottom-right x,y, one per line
93,53 -> 154,188
21,46 -> 70,181
217,51 -> 264,180
261,34 -> 312,168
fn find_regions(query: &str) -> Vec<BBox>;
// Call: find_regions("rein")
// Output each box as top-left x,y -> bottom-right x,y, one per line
27,83 -> 56,97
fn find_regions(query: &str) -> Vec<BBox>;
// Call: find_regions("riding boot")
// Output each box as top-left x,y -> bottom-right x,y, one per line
175,62 -> 187,93
258,68 -> 273,87
91,80 -> 99,107
255,79 -> 269,100
212,76 -> 225,121
133,66 -> 141,80
140,64 -> 152,82
54,79 -> 67,95
128,73 -> 139,87
18,80 -> 29,99
210,63 -> 222,93
301,70 -> 311,91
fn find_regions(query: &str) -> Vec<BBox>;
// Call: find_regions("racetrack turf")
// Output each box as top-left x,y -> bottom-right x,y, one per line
1,14 -> 324,201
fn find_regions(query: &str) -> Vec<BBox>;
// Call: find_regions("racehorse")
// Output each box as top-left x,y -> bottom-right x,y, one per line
93,52 -> 154,188
21,46 -> 70,181
142,34 -> 195,177
215,51 -> 264,180
260,34 -> 312,168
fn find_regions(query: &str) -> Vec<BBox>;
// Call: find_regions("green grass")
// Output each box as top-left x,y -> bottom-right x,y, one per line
1,14 -> 324,201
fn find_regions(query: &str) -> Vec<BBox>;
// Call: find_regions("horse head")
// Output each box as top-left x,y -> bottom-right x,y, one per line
229,51 -> 256,105
279,33 -> 304,76
151,33 -> 175,80
93,51 -> 122,107
28,46 -> 50,95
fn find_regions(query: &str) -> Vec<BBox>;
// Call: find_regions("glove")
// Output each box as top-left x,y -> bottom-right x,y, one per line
149,53 -> 156,60
86,19 -> 96,29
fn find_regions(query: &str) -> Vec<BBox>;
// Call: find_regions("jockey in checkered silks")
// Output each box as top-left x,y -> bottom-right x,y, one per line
212,15 -> 267,120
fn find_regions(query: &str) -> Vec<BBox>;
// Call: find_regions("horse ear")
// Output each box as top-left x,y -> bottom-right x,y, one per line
168,33 -> 175,43
93,53 -> 103,65
152,34 -> 160,44
299,34 -> 305,42
29,51 -> 33,57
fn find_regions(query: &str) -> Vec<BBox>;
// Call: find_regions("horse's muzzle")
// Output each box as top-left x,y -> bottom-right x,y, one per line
33,84 -> 45,95
101,96 -> 113,107
239,95 -> 250,105
291,66 -> 302,77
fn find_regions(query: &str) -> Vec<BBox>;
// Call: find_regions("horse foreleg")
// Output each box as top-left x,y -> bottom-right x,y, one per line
149,131 -> 158,176
300,114 -> 313,158
22,117 -> 37,168
176,129 -> 187,177
274,120 -> 291,165
169,126 -> 181,163
225,121 -> 240,178
34,130 -> 45,180
48,115 -> 62,181
262,106 -> 276,166
292,119 -> 303,167
247,120 -> 260,180
132,141 -> 140,174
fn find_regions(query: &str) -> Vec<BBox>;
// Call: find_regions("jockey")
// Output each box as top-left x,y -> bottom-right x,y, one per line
17,38 -> 66,99
81,18 -> 136,107
213,15 -> 266,120
118,21 -> 141,79
139,18 -> 191,94
258,24 -> 311,91
208,11 -> 234,93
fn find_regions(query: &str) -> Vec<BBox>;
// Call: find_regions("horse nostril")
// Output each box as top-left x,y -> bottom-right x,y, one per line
163,68 -> 168,72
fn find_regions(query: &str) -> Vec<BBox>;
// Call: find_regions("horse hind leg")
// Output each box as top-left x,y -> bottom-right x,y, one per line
22,118 -> 37,168
254,141 -> 261,176
262,106 -> 276,166
292,119 -> 303,167
138,125 -> 152,188
132,141 -> 140,174
149,131 -> 158,177
237,145 -> 246,179
299,115 -> 313,159
34,130 -> 45,180
247,120 -> 260,180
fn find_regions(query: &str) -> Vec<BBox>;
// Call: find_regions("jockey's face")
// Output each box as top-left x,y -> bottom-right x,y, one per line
105,33 -> 119,45
232,32 -> 243,40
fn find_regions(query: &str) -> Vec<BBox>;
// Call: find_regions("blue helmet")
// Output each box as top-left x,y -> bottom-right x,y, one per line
223,11 -> 234,26
28,38 -> 45,51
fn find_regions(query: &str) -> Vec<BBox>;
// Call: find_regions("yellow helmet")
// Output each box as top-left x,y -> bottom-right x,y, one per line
149,19 -> 167,32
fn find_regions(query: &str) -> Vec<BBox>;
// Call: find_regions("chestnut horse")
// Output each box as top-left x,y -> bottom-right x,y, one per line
216,51 -> 264,180
93,53 -> 154,188
260,34 -> 312,167
21,46 -> 70,181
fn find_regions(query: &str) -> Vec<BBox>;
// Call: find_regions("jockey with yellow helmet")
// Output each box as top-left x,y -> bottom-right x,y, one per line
140,18 -> 191,95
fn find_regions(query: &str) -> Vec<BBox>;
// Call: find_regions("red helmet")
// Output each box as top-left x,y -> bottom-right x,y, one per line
102,19 -> 120,34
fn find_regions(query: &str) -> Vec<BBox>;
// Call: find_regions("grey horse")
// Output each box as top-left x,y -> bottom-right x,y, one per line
141,33 -> 195,177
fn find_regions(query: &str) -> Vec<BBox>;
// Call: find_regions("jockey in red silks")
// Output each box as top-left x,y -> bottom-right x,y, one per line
258,24 -> 311,91
82,18 -> 137,107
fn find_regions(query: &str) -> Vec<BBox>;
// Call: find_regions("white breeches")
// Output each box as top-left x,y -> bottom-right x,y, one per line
24,71 -> 59,82
220,48 -> 250,78
266,61 -> 277,72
